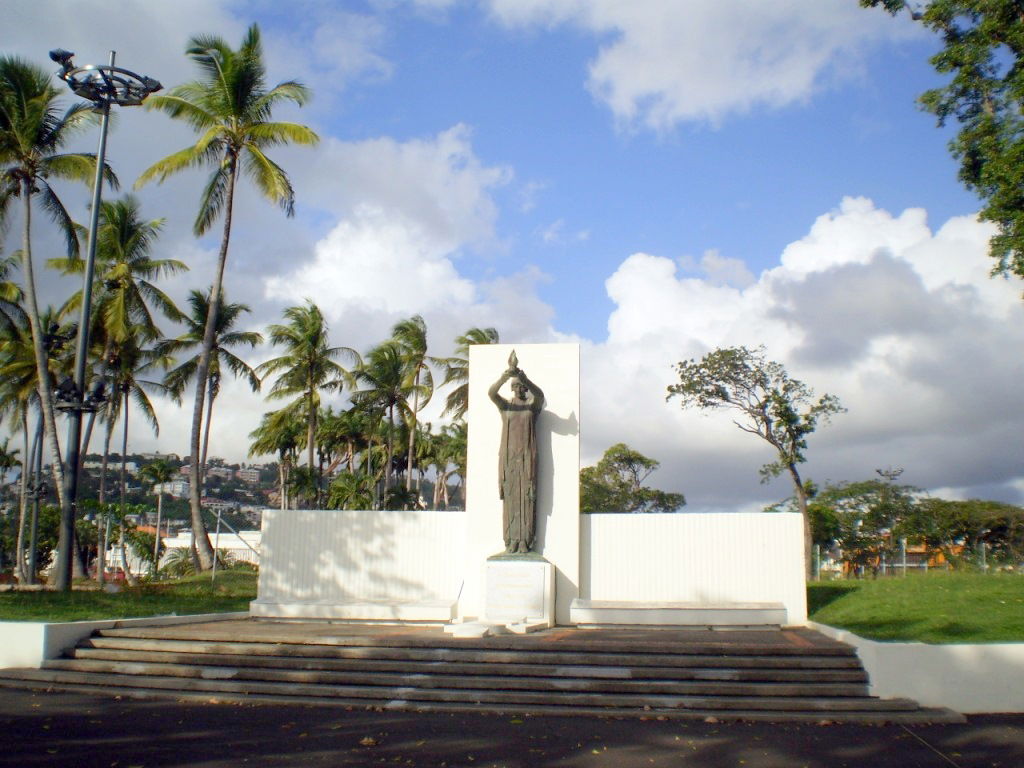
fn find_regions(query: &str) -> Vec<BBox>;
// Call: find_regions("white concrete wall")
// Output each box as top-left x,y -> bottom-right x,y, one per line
810,622 -> 1024,713
582,512 -> 808,624
161,531 -> 261,566
0,613 -> 246,669
464,344 -> 580,624
255,508 -> 466,606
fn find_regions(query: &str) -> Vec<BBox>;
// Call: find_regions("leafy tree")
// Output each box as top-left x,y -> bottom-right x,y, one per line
905,497 -> 1024,567
0,56 -> 117,589
667,345 -> 844,578
440,327 -> 499,421
808,474 -> 917,576
580,443 -> 686,514
864,1 -> 1024,280
137,24 -> 318,568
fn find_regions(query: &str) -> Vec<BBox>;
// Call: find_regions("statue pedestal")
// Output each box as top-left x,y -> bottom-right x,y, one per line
484,554 -> 555,627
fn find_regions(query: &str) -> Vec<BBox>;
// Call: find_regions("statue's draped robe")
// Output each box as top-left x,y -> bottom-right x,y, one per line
497,399 -> 540,550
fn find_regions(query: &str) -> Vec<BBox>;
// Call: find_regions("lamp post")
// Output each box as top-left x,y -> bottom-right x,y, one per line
49,49 -> 160,590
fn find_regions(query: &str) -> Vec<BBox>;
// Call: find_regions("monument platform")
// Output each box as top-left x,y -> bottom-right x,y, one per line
570,599 -> 787,628
0,618 -> 963,724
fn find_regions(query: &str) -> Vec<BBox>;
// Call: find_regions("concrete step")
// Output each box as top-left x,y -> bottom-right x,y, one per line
69,647 -> 869,683
4,666 -> 919,713
0,672 -> 965,724
81,636 -> 865,670
93,626 -> 858,657
46,658 -> 871,698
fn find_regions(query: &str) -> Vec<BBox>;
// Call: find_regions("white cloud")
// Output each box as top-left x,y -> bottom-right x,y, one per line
485,0 -> 917,130
585,197 -> 1024,509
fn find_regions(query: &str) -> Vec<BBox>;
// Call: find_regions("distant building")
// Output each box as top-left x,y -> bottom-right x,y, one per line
83,460 -> 138,474
140,452 -> 181,462
154,479 -> 190,498
207,466 -> 234,481
202,497 -> 240,513
236,467 -> 260,484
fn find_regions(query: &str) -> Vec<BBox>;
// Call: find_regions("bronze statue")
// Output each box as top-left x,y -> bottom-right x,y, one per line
488,351 -> 545,554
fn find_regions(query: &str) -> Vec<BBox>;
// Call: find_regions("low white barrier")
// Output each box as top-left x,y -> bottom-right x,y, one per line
0,612 -> 247,669
581,512 -> 807,624
810,622 -> 1024,713
251,508 -> 467,620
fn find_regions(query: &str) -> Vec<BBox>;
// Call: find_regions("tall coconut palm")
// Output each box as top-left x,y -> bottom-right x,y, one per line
137,24 -> 318,568
0,56 -> 117,588
160,288 -> 262,481
440,327 -> 499,421
256,301 -> 355,505
390,315 -> 434,493
0,306 -> 73,580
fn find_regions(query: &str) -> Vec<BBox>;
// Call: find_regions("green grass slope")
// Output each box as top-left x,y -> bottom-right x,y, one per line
808,571 -> 1024,643
0,571 -> 257,622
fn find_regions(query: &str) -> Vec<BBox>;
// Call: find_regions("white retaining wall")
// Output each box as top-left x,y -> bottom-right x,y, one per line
582,512 -> 808,624
810,622 -> 1024,713
0,612 -> 247,669
253,508 -> 467,609
253,508 -> 807,625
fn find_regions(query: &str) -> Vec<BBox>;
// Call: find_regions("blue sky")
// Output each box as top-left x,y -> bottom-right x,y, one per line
4,1 -> 1023,511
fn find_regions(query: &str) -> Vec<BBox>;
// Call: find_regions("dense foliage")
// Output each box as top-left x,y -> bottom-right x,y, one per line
864,0 -> 1024,280
580,443 -> 685,514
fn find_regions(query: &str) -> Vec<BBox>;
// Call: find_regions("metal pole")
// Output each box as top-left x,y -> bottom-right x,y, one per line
55,51 -> 115,591
27,416 -> 43,585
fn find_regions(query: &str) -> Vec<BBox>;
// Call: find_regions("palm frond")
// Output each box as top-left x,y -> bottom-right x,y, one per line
241,145 -> 294,215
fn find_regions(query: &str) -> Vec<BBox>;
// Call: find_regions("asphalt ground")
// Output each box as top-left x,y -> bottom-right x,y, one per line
0,688 -> 1021,768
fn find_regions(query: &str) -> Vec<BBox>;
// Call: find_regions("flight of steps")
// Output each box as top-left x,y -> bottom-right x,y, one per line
0,623 -> 963,723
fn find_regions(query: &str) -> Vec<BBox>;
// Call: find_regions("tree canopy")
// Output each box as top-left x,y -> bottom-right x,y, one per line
580,443 -> 685,514
864,0 -> 1024,280
668,345 -> 843,578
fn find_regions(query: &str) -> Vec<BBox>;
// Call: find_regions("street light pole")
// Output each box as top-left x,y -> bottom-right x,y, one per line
49,49 -> 160,590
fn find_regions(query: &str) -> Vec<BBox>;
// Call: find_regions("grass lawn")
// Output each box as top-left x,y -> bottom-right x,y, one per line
0,571 -> 257,622
808,570 -> 1024,644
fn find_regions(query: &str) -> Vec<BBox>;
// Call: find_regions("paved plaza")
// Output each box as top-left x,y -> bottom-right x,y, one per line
0,687 -> 1021,767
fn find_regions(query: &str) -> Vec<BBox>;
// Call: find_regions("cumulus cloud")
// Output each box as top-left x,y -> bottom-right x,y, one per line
485,0 -> 917,130
584,197 -> 1024,509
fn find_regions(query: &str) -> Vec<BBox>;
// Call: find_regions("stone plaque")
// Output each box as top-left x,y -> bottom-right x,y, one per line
484,558 -> 555,625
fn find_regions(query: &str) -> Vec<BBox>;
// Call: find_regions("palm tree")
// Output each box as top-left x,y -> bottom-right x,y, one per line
49,195 -> 185,346
350,342 -> 424,497
0,306 -> 73,581
139,458 -> 175,577
256,301 -> 355,504
249,407 -> 303,510
103,335 -> 171,584
1,56 -> 117,588
440,327 -> 499,421
160,288 -> 262,482
391,316 -> 434,493
137,24 -> 318,567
